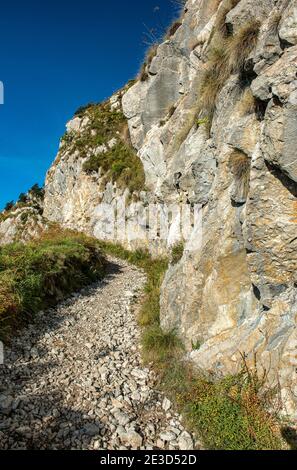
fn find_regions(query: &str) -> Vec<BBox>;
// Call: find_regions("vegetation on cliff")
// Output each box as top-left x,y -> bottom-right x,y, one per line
0,183 -> 44,223
59,101 -> 146,195
0,229 -> 106,342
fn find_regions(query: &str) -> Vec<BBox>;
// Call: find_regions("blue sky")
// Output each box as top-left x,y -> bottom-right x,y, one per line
0,0 -> 177,209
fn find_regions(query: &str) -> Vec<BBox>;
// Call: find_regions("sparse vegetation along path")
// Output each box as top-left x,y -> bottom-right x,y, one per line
0,256 -> 195,450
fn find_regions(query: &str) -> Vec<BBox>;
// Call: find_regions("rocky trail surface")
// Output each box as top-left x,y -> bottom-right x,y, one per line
0,257 -> 195,450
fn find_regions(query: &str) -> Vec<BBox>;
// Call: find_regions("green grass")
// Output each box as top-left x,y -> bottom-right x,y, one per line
184,369 -> 283,450
0,229 -> 106,342
83,142 -> 145,193
98,241 -> 285,450
59,102 -> 146,195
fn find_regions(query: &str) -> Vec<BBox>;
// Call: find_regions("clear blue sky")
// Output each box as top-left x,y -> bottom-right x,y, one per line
0,0 -> 177,209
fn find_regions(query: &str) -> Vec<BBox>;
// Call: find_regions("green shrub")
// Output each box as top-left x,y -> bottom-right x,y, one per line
4,201 -> 14,212
18,193 -> 28,204
191,339 -> 201,351
0,229 -> 106,342
29,183 -> 44,200
74,102 -> 97,117
171,242 -> 184,264
83,142 -> 145,194
60,102 -> 146,196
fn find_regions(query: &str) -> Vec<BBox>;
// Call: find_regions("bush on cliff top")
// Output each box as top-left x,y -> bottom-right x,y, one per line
0,229 -> 106,342
64,102 -> 146,195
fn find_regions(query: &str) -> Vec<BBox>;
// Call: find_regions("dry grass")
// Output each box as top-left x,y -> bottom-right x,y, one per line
139,44 -> 158,82
213,0 -> 241,39
165,20 -> 182,39
196,19 -> 260,133
238,88 -> 256,116
227,21 -> 261,74
228,150 -> 250,179
267,11 -> 282,35
200,45 -> 229,114
139,63 -> 149,82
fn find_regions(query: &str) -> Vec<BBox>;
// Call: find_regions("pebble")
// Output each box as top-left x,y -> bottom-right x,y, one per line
0,256 -> 196,450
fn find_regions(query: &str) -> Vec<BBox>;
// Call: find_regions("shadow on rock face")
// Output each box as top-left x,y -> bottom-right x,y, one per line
281,426 -> 297,450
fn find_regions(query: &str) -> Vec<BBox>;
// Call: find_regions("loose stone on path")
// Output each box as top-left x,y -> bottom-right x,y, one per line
0,257 -> 196,450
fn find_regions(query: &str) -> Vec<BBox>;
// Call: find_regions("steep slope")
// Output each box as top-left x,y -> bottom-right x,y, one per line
11,0 -> 297,418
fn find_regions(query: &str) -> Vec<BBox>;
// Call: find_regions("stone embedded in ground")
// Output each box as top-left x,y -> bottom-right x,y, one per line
119,430 -> 143,449
162,397 -> 171,412
178,431 -> 194,451
159,431 -> 176,442
0,395 -> 13,416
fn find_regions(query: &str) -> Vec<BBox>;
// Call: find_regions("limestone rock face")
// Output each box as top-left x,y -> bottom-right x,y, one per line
279,0 -> 297,46
14,0 -> 297,418
0,191 -> 46,245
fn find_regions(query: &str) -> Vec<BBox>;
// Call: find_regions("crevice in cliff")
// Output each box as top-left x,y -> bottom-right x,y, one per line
265,161 -> 297,198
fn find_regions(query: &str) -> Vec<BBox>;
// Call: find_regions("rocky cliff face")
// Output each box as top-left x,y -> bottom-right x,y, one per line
5,0 -> 297,417
0,188 -> 46,245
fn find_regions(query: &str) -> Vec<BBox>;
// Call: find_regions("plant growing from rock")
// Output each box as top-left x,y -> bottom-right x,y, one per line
139,44 -> 159,82
4,201 -> 14,212
197,18 -> 261,134
171,242 -> 185,265
228,150 -> 251,204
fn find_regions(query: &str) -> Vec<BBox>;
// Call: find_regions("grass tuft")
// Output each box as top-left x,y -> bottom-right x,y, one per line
171,242 -> 184,265
228,150 -> 250,179
197,19 -> 260,134
165,20 -> 182,39
138,44 -> 158,82
83,142 -> 145,193
184,367 -> 283,450
227,21 -> 261,74
238,88 -> 256,115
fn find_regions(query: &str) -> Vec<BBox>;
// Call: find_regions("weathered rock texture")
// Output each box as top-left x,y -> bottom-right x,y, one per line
3,0 -> 297,418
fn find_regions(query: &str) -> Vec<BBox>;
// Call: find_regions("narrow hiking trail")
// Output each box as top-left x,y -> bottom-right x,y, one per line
0,257 -> 195,450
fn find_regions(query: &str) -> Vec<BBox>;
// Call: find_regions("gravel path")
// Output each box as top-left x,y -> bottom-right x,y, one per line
0,257 -> 195,450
